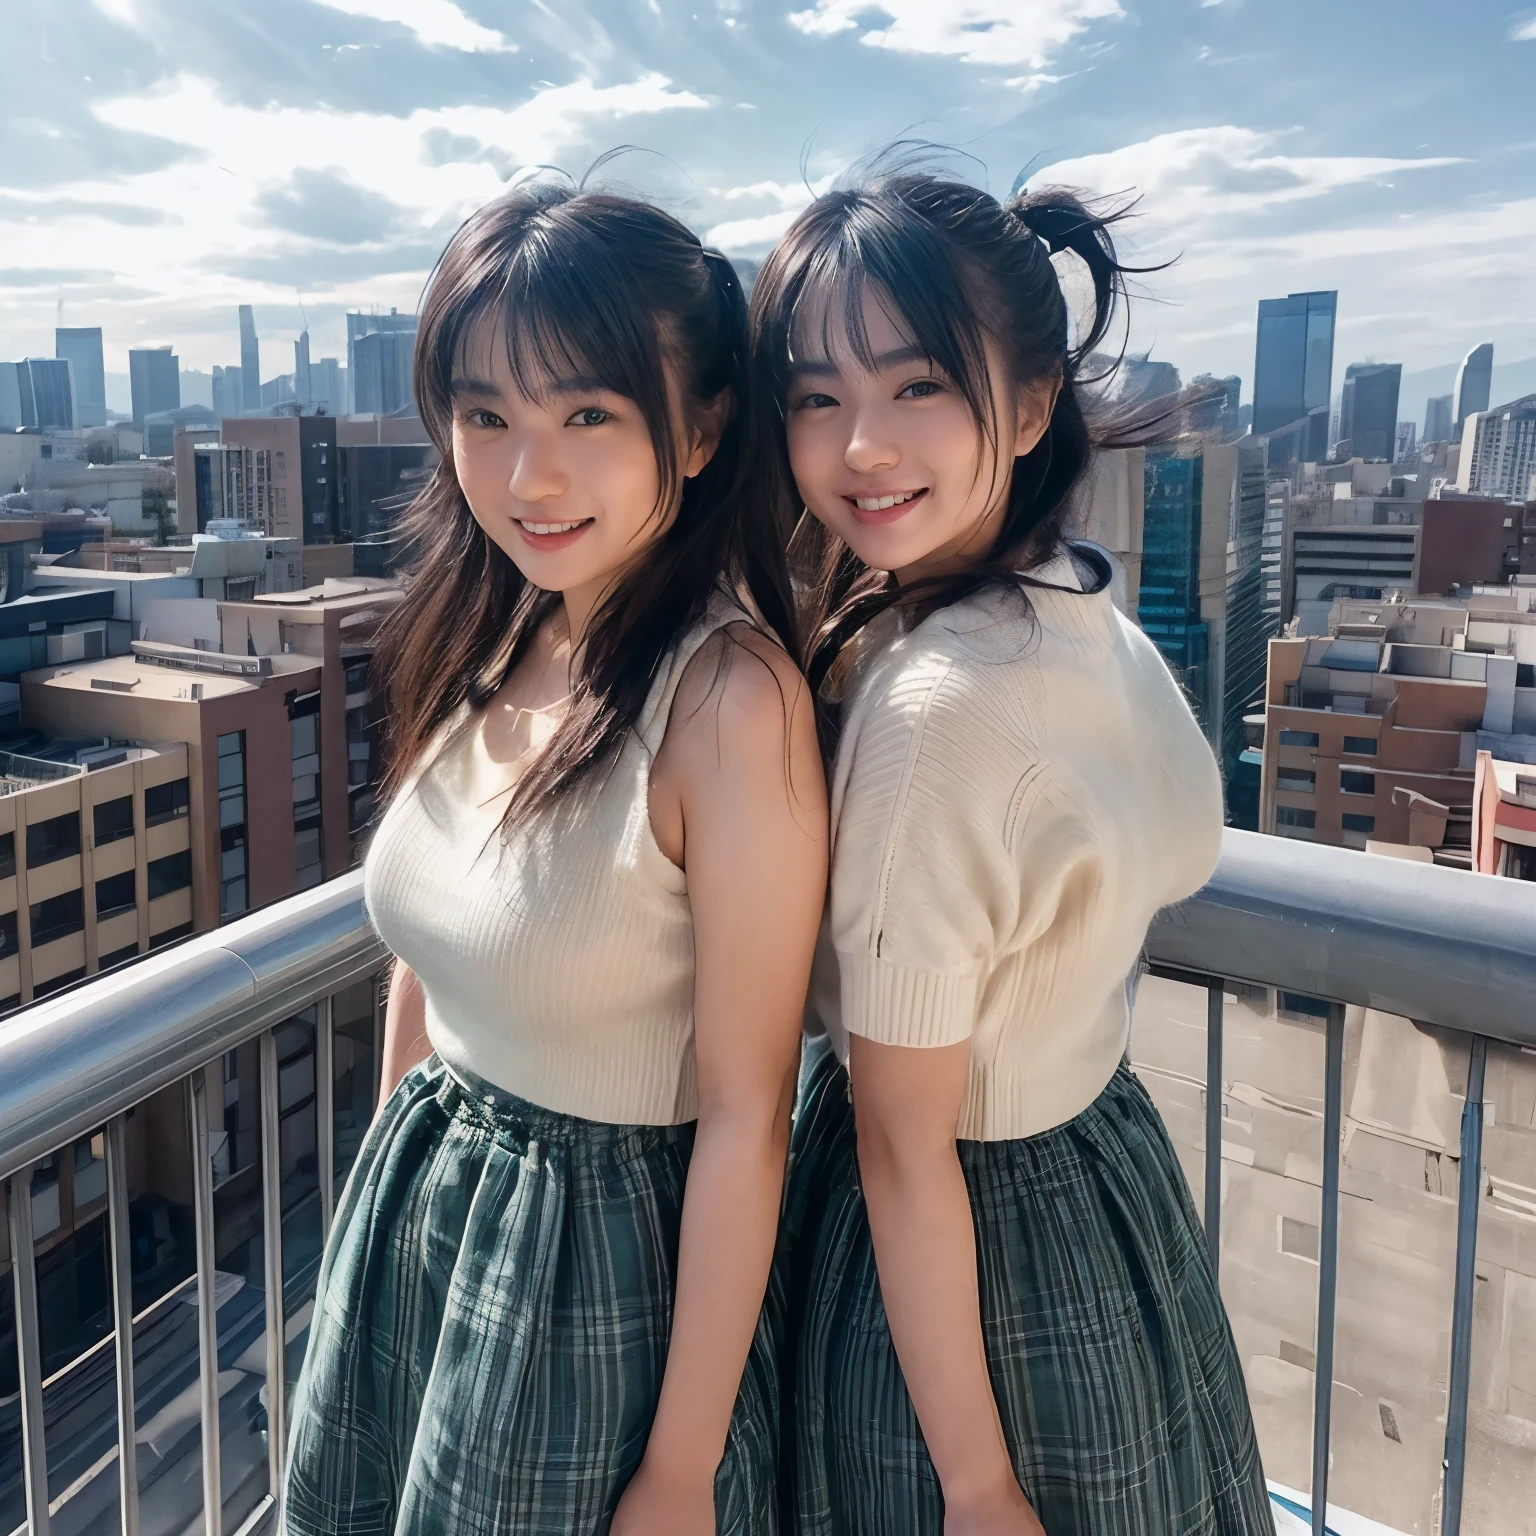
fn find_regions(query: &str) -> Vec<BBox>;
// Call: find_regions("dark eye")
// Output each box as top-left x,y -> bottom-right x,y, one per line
464,408 -> 505,429
796,392 -> 838,411
898,379 -> 942,400
568,407 -> 612,427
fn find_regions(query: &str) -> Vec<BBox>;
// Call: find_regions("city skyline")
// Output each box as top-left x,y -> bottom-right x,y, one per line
1,0 -> 1533,412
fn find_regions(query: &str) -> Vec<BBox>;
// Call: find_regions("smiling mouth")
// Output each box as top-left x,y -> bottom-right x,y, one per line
844,488 -> 928,524
517,518 -> 591,535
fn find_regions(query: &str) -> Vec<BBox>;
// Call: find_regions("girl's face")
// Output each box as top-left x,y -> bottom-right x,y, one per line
450,325 -> 720,628
785,285 -> 1055,584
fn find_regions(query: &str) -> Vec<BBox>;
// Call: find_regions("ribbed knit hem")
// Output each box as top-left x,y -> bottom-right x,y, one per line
838,953 -> 978,1049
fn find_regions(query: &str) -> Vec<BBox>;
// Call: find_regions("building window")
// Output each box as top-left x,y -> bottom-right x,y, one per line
0,910 -> 16,959
33,967 -> 85,998
145,778 -> 190,826
1277,769 -> 1316,793
27,812 -> 81,868
147,850 -> 191,900
31,889 -> 85,946
217,731 -> 248,919
1275,806 -> 1317,835
1340,770 -> 1376,796
93,796 -> 135,846
0,831 -> 13,880
1278,730 -> 1319,748
98,943 -> 140,971
1342,735 -> 1377,756
95,869 -> 137,919
150,921 -> 194,948
290,693 -> 324,889
1342,813 -> 1376,835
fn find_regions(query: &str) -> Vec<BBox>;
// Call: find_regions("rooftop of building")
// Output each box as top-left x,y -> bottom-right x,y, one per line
0,731 -> 182,794
23,645 -> 319,702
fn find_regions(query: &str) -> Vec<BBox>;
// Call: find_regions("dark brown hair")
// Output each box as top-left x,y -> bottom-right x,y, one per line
748,159 -> 1171,698
372,178 -> 798,825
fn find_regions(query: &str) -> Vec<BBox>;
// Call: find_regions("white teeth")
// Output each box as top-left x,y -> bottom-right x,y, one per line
519,520 -> 586,535
853,492 -> 919,511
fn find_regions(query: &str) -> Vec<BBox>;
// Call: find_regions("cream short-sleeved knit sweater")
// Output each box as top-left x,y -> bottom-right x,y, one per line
807,543 -> 1224,1141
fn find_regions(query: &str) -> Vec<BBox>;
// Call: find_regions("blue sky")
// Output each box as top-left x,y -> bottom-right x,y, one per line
2,0 -> 1533,424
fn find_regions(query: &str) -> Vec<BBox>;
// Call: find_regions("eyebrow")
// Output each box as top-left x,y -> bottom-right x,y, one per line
789,344 -> 933,379
450,373 -> 614,400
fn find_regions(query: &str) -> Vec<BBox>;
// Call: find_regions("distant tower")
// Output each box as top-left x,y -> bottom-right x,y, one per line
239,305 -> 261,412
1337,363 -> 1401,462
1423,394 -> 1453,444
1453,342 -> 1493,434
295,330 -> 312,407
1253,290 -> 1337,463
55,327 -> 106,426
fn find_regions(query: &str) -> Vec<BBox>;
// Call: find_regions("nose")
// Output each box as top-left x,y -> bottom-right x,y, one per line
844,407 -> 900,476
506,434 -> 567,503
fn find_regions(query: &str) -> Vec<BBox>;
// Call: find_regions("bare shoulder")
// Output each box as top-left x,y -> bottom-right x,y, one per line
667,621 -> 814,756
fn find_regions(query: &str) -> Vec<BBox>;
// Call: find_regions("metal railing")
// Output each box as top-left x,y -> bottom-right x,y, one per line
0,872 -> 387,1536
0,831 -> 1532,1534
1146,828 -> 1536,1536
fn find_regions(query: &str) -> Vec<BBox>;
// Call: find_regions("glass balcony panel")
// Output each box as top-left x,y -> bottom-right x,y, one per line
332,979 -> 379,1203
275,1012 -> 323,1435
1461,1038 -> 1536,1530
1129,972 -> 1327,1503
0,1179 -> 26,1534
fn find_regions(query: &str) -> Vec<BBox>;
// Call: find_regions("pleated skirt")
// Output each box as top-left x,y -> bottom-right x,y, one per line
778,1036 -> 1272,1535
285,1055 -> 778,1535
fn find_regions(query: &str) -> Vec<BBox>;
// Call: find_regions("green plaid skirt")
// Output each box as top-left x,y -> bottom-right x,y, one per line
777,1037 -> 1271,1534
286,1055 -> 778,1535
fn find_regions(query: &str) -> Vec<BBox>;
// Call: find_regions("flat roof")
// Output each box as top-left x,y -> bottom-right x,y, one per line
23,649 -> 319,701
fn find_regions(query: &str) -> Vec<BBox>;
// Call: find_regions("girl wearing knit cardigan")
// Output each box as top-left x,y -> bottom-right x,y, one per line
751,167 -> 1272,1534
285,183 -> 826,1536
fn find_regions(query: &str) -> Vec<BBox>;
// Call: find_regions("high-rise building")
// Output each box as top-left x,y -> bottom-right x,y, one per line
295,330 -> 312,407
239,305 -> 261,412
54,328 -> 106,427
0,364 -> 21,430
1220,439 -> 1271,823
1116,355 -> 1181,406
312,357 -> 344,415
347,309 -> 416,411
128,347 -> 179,429
1395,421 -> 1417,462
1453,342 -> 1494,434
1424,394 -> 1453,444
212,365 -> 243,419
352,329 -> 417,416
1188,374 -> 1243,440
17,358 -> 75,430
338,443 -> 438,574
220,415 -> 339,543
1253,290 -> 1336,463
1459,396 -> 1536,501
1338,363 -> 1401,462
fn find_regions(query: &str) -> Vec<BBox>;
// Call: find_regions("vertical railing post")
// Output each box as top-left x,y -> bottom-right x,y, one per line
259,1028 -> 288,1512
6,1165 -> 50,1536
1204,981 -> 1224,1272
188,1070 -> 223,1534
105,1114 -> 140,1536
1441,1033 -> 1488,1536
316,994 -> 335,1241
1311,1002 -> 1345,1536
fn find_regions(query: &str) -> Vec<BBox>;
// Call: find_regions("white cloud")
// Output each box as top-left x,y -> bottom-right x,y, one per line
706,208 -> 805,250
786,0 -> 1123,68
1511,15 -> 1536,39
1030,126 -> 1461,226
308,0 -> 516,52
0,71 -> 708,365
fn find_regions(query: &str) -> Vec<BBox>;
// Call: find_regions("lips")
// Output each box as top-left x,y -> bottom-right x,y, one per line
844,488 -> 928,526
514,517 -> 593,552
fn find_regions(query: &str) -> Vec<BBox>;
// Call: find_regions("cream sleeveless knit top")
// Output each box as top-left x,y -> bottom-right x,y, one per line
365,595 -> 747,1125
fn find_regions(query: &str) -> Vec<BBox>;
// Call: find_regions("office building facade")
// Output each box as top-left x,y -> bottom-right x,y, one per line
219,415 -> 339,543
1138,448 -> 1210,722
295,330 -> 312,407
1424,394 -> 1453,445
1338,363 -> 1402,462
16,359 -> 75,431
1253,290 -> 1337,463
238,305 -> 261,412
1459,396 -> 1536,501
54,328 -> 106,428
346,309 -> 416,412
1453,342 -> 1494,434
338,443 -> 437,573
352,329 -> 416,417
128,347 -> 180,430
212,365 -> 243,419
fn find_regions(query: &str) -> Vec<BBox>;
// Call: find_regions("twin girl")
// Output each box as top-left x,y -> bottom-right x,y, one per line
284,164 -> 1271,1536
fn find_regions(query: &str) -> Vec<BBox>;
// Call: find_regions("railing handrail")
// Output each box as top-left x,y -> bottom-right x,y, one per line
0,868 -> 385,1184
1148,827 -> 1536,1047
1,828 -> 1532,1185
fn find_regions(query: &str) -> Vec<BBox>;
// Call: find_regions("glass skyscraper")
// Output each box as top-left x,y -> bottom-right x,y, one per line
128,347 -> 180,429
239,305 -> 261,412
1339,362 -> 1401,463
1138,448 -> 1209,722
54,327 -> 106,427
1252,290 -> 1337,464
1453,342 -> 1493,434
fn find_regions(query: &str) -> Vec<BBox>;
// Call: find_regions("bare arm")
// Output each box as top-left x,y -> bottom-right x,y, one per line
379,961 -> 431,1101
613,629 -> 828,1532
851,1035 -> 1044,1534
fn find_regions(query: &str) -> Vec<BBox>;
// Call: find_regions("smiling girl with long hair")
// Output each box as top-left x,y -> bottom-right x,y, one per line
285,179 -> 826,1536
754,167 -> 1270,1534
